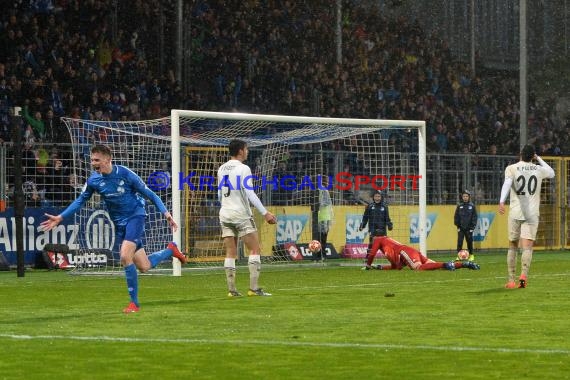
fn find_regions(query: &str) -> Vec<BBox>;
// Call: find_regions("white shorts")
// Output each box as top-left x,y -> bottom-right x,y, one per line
508,217 -> 538,241
220,218 -> 257,238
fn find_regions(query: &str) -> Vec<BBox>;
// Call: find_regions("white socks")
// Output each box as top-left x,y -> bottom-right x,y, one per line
507,248 -> 517,281
248,254 -> 261,290
521,248 -> 533,278
224,258 -> 236,292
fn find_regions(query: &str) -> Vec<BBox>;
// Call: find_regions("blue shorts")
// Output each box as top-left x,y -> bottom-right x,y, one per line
116,215 -> 145,251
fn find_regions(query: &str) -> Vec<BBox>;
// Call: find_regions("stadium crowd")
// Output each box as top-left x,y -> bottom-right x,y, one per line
1,0 -> 568,206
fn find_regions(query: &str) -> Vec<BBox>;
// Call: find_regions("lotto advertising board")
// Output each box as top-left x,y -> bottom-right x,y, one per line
0,207 -> 120,266
265,206 -> 341,261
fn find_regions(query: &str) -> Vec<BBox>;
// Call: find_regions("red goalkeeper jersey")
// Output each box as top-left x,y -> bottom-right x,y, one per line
372,236 -> 426,269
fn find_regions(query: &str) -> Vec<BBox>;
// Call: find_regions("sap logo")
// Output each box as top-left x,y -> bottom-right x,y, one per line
276,215 -> 309,243
473,213 -> 495,242
85,210 -> 115,250
409,213 -> 437,243
345,214 -> 367,243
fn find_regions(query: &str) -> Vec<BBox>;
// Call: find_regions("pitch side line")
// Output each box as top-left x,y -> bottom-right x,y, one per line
1,333 -> 568,355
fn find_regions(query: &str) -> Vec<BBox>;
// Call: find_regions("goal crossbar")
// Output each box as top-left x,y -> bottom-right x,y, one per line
61,111 -> 427,276
171,109 -> 427,272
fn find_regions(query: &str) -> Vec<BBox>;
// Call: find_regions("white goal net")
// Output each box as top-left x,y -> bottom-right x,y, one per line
62,112 -> 426,275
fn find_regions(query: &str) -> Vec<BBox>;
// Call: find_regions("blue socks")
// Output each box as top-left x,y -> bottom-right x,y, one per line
125,248 -> 174,306
147,248 -> 172,268
124,263 -> 139,306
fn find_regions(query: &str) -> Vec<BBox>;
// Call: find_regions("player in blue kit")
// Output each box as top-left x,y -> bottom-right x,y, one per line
40,144 -> 187,313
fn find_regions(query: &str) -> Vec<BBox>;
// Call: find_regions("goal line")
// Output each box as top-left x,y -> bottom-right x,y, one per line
62,111 -> 426,276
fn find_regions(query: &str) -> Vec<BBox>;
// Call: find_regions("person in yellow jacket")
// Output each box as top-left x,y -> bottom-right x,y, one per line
315,176 -> 334,262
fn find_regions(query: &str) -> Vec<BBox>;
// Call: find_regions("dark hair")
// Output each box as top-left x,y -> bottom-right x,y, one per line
91,144 -> 112,157
371,190 -> 385,198
521,144 -> 535,162
228,139 -> 247,157
462,189 -> 471,196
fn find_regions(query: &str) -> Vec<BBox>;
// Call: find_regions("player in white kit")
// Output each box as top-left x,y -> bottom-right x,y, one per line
217,139 -> 277,297
498,144 -> 555,289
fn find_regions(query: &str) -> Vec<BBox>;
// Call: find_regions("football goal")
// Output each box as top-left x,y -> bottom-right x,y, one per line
62,111 -> 426,276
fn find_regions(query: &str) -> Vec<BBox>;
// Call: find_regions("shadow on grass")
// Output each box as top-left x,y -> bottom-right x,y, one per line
470,287 -> 515,295
142,296 -> 213,307
3,297 -> 212,325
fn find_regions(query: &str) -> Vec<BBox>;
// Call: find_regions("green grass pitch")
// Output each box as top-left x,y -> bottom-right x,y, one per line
1,251 -> 570,379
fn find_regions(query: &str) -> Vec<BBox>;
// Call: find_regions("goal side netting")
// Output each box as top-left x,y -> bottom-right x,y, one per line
61,112 -> 426,275
61,117 -> 176,275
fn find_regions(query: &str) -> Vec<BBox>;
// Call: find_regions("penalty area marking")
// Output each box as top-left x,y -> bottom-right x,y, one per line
0,333 -> 568,355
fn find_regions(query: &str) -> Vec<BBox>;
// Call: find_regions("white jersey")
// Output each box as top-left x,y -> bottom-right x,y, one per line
503,158 -> 555,222
217,159 -> 267,222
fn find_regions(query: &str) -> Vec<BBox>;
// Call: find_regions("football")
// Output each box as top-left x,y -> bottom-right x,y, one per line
457,249 -> 470,260
308,240 -> 322,253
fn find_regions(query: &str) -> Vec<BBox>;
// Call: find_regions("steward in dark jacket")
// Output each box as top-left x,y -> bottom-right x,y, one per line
360,191 -> 393,251
454,189 -> 477,260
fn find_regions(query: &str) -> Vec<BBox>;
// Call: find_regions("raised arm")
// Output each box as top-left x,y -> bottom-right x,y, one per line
130,169 -> 177,231
41,183 -> 93,231
536,155 -> 555,178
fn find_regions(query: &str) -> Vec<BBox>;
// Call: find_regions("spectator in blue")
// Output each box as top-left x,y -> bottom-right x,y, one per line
47,80 -> 64,116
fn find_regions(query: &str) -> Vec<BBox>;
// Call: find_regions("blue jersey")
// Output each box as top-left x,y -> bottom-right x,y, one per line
60,165 -> 168,226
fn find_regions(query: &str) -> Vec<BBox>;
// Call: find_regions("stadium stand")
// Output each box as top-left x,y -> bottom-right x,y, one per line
0,0 -> 567,208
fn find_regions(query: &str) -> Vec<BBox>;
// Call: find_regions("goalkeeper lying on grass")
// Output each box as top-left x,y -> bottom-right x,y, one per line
362,236 -> 480,271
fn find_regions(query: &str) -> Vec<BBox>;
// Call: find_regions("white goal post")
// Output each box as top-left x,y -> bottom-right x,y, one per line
170,109 -> 427,275
62,111 -> 426,276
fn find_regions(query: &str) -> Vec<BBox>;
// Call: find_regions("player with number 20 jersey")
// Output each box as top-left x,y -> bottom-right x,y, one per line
499,145 -> 554,289
501,156 -> 554,225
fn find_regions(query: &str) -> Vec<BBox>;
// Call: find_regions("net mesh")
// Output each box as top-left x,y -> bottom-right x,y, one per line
61,117 -> 173,273
62,114 -> 422,272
